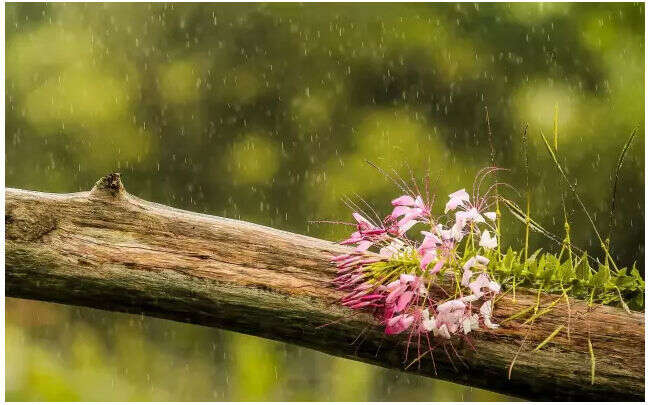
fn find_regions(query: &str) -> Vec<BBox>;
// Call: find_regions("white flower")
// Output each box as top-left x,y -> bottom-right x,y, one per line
437,299 -> 466,313
461,268 -> 473,287
450,222 -> 465,242
467,207 -> 486,223
421,309 -> 436,332
436,223 -> 464,242
484,211 -> 497,221
463,255 -> 490,273
434,324 -> 452,339
462,314 -> 480,334
480,300 -> 499,329
444,189 -> 470,213
379,239 -> 405,257
479,230 -> 498,250
487,280 -> 501,294
461,294 -> 481,303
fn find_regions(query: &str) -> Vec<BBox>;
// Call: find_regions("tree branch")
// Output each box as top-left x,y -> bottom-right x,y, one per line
5,174 -> 644,401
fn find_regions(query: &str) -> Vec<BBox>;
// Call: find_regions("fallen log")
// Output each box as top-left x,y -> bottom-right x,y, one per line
5,173 -> 644,401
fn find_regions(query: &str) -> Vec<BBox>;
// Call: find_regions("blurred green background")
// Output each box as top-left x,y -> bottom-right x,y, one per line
5,3 -> 644,401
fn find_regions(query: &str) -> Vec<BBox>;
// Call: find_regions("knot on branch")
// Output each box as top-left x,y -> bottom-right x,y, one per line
90,173 -> 125,199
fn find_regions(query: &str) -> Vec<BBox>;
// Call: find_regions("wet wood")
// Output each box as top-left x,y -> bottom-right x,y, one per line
5,173 -> 644,401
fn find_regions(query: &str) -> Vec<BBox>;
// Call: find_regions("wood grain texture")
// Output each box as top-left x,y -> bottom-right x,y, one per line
5,173 -> 645,401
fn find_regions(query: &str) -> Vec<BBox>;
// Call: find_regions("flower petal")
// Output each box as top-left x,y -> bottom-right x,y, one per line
480,300 -> 499,329
391,195 -> 417,206
420,251 -> 436,271
449,188 -> 470,202
355,240 -> 373,252
398,219 -> 418,235
428,258 -> 445,275
389,205 -> 409,219
444,197 -> 461,213
437,299 -> 466,314
479,230 -> 498,249
469,273 -> 491,296
461,268 -> 473,286
352,212 -> 370,224
395,291 -> 413,312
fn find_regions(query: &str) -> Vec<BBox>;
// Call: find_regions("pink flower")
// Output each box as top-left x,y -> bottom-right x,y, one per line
355,240 -> 373,252
421,309 -> 452,339
428,258 -> 445,275
419,250 -> 437,271
419,231 -> 441,251
469,273 -> 493,296
385,314 -> 414,335
421,309 -> 435,331
385,280 -> 408,305
389,194 -> 431,233
418,231 -> 440,271
434,324 -> 452,339
340,212 -> 391,252
385,274 -> 418,307
330,177 -> 505,346
444,189 -> 470,213
391,195 -> 417,206
461,255 -> 500,298
434,299 -> 468,335
461,294 -> 481,303
487,280 -> 501,294
437,298 -> 466,313
395,291 -> 414,312
397,219 -> 419,235
381,274 -> 423,330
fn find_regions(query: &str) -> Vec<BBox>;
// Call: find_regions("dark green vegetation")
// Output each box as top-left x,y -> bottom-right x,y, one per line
5,3 -> 644,401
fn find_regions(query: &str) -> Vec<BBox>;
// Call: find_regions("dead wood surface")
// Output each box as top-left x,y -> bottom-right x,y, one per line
5,173 -> 645,401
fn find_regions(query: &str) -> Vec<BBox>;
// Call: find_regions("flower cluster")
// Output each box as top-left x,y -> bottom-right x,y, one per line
332,185 -> 502,346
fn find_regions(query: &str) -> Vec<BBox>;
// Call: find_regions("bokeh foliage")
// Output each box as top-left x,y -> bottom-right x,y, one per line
5,3 -> 644,401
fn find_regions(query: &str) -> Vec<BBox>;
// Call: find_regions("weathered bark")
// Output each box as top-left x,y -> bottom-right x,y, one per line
5,173 -> 644,401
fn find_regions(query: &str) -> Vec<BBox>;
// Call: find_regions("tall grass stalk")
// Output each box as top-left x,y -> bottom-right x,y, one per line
522,124 -> 531,270
539,130 -> 619,272
554,105 -> 574,271
607,127 -> 638,248
485,107 -> 503,258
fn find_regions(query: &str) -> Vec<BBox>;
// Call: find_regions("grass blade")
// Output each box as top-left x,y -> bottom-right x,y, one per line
533,325 -> 564,352
539,130 -> 619,272
607,127 -> 638,243
588,337 -> 596,385
500,197 -> 593,259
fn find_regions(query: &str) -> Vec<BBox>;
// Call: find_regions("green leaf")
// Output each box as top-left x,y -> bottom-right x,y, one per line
558,260 -> 575,283
614,275 -> 637,290
591,265 -> 610,288
630,292 -> 644,311
502,247 -> 516,270
527,248 -> 542,263
630,264 -> 645,288
575,253 -> 592,281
